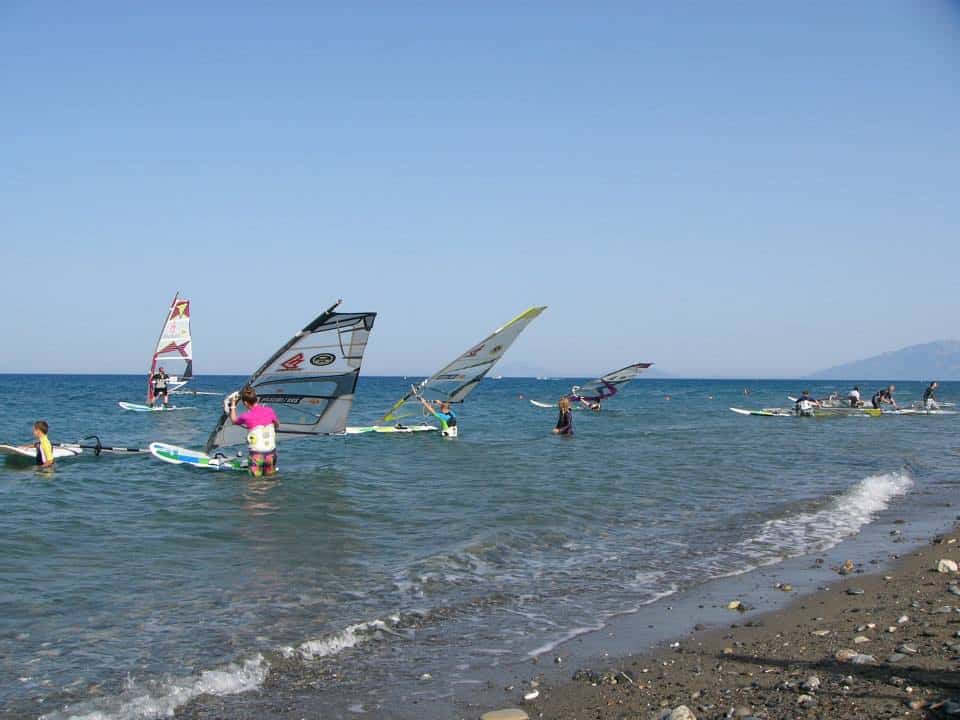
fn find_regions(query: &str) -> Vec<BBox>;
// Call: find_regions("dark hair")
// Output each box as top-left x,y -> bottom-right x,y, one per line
240,385 -> 258,406
34,420 -> 49,434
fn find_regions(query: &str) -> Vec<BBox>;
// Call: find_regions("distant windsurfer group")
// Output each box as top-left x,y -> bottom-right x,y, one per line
789,382 -> 940,416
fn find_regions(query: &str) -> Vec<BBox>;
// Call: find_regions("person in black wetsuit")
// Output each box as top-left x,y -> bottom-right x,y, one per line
871,385 -> 897,410
922,381 -> 939,410
151,367 -> 170,408
553,396 -> 574,435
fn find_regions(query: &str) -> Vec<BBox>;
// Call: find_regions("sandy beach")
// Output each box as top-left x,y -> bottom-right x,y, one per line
481,525 -> 960,720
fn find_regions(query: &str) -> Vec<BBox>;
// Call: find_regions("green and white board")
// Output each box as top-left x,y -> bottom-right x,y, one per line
149,442 -> 247,471
888,408 -> 957,416
344,424 -> 437,435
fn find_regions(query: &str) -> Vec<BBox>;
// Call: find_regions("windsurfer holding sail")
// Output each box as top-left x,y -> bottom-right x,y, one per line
229,386 -> 280,477
413,389 -> 458,437
151,367 -> 170,408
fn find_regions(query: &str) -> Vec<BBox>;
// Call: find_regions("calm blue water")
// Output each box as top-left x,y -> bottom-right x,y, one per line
1,375 -> 958,719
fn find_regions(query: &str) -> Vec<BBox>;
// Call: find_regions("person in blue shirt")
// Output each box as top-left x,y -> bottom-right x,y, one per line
415,394 -> 458,437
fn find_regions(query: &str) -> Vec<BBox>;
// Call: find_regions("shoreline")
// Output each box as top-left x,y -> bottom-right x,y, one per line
472,520 -> 960,720
163,477 -> 959,720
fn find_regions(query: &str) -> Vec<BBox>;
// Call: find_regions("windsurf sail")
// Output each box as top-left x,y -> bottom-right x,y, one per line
569,362 -> 653,403
205,301 -> 376,452
380,306 -> 546,424
147,293 -> 193,403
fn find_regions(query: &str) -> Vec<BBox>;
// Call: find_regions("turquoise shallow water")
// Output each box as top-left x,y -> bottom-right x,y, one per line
1,375 -> 958,719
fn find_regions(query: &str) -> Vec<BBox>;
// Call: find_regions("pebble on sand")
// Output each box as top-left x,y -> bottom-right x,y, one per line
937,559 -> 958,573
658,706 -> 696,720
480,710 -> 529,720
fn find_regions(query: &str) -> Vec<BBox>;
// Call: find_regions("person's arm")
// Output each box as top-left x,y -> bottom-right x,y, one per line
417,395 -> 440,418
229,395 -> 240,425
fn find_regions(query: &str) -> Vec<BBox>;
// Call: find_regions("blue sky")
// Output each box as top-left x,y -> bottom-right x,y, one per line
2,2 -> 958,377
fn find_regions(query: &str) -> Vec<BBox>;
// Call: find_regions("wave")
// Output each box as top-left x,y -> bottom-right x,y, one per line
41,656 -> 268,720
42,615 -> 408,720
737,470 -> 913,564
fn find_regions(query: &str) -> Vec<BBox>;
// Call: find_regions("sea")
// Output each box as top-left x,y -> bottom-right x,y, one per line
1,375 -> 958,719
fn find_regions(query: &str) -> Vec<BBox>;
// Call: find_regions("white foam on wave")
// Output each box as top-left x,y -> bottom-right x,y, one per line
47,613 -> 402,720
740,470 -> 913,562
42,655 -> 268,720
526,623 -> 605,658
287,617 -> 395,660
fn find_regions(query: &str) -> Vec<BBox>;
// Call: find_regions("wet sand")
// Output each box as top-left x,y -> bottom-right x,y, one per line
502,526 -> 960,720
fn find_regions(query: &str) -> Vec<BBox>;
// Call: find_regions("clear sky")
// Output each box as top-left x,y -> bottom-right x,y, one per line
2,2 -> 957,377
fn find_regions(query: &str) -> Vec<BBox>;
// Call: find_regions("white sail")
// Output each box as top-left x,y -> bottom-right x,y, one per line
205,301 -> 376,452
380,306 -> 546,424
148,294 -> 193,403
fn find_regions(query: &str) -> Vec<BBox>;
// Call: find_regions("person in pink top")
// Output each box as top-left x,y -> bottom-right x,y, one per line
229,385 -> 280,477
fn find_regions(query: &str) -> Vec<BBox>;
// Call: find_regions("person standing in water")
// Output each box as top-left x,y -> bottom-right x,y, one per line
29,420 -> 55,468
151,366 -> 170,408
228,386 -> 280,477
922,381 -> 939,410
794,390 -> 821,417
553,396 -> 574,435
847,386 -> 863,408
871,385 -> 898,410
415,392 -> 458,437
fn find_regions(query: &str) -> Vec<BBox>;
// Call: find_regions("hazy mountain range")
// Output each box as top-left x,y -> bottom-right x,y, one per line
808,340 -> 960,381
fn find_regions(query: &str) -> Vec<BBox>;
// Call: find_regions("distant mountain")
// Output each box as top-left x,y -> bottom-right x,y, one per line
809,340 -> 960,380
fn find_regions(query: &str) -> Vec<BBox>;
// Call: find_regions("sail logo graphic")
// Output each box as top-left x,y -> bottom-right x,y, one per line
279,353 -> 305,371
464,344 -> 485,358
173,302 -> 189,318
309,353 -> 336,367
158,340 -> 191,358
490,345 -> 503,355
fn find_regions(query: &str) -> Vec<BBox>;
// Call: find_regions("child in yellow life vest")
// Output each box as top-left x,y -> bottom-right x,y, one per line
33,420 -> 55,468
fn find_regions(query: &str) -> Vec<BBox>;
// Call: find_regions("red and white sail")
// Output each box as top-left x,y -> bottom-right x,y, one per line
147,294 -> 193,403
